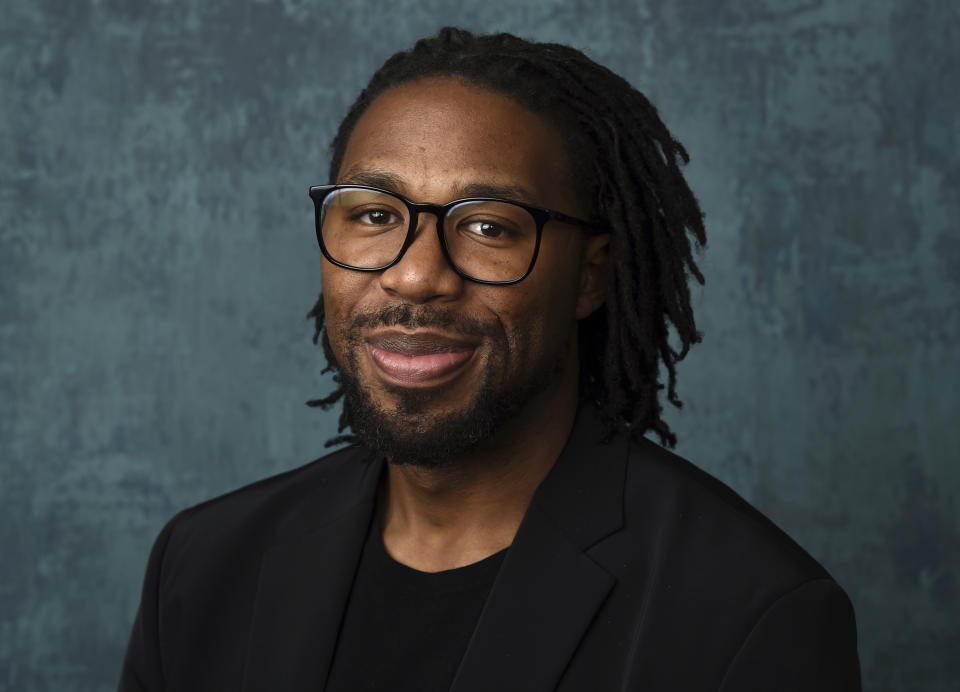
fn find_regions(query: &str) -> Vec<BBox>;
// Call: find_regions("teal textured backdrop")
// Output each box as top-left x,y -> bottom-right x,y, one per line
1,1 -> 957,690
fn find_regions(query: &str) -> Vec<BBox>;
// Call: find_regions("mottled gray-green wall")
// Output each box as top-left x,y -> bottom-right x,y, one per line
1,0 -> 957,690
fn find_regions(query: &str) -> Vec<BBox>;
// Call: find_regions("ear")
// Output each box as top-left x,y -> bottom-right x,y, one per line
575,233 -> 610,320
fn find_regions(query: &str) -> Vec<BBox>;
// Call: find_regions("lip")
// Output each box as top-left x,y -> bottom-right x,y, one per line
365,330 -> 477,387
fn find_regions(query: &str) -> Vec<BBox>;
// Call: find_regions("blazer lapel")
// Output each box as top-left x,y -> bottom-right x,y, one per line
451,407 -> 629,692
450,503 -> 616,692
242,454 -> 384,692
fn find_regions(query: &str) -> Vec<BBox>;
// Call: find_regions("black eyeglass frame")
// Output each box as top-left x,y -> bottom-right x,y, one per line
308,184 -> 605,286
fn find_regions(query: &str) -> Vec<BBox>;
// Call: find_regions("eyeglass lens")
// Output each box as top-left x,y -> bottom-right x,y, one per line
320,187 -> 538,282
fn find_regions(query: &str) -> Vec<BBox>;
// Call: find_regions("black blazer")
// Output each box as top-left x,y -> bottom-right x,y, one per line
119,408 -> 861,691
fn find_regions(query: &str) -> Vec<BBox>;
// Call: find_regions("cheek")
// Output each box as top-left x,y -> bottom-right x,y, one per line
493,279 -> 580,362
321,262 -> 372,312
320,267 -> 373,357
517,248 -> 584,330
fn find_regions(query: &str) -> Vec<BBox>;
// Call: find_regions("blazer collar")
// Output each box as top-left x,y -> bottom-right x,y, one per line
242,447 -> 385,692
450,404 -> 628,692
528,403 -> 628,550
243,404 -> 628,692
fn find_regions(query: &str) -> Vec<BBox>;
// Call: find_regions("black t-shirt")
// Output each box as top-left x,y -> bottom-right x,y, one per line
325,517 -> 508,692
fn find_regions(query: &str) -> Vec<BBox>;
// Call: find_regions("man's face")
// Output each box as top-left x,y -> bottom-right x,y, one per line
321,76 -> 604,466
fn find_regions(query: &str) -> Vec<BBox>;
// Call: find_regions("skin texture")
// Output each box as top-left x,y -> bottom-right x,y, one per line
322,76 -> 609,572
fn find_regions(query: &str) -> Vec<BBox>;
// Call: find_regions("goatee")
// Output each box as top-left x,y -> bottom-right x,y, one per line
325,304 -> 564,469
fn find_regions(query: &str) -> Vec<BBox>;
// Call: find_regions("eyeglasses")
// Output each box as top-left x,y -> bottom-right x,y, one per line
308,184 -> 604,285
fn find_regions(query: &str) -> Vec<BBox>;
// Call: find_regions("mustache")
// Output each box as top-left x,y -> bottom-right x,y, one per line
349,304 -> 502,338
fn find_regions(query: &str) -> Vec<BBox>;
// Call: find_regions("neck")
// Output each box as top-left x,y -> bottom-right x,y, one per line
378,347 -> 580,572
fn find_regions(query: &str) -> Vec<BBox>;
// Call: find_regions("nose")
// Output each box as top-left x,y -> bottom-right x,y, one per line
377,212 -> 464,303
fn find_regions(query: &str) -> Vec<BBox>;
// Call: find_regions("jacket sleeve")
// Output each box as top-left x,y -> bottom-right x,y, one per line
117,516 -> 179,692
718,578 -> 861,692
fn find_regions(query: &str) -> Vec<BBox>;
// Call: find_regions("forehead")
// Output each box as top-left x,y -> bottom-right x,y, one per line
338,76 -> 574,206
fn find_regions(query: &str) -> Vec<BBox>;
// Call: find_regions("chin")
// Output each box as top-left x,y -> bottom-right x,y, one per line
344,368 -> 513,469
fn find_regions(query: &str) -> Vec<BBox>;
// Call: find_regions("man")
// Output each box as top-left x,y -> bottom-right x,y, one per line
120,28 -> 861,691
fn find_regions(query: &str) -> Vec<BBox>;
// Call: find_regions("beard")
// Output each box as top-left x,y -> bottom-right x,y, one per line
324,303 -> 567,469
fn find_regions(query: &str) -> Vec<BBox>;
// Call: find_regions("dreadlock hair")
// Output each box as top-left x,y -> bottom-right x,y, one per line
307,26 -> 705,449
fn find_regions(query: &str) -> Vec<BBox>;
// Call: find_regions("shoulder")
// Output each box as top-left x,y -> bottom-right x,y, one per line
584,433 -> 839,619
554,426 -> 860,689
621,436 -> 829,581
122,446 -> 382,688
157,445 -> 378,574
605,438 -> 859,683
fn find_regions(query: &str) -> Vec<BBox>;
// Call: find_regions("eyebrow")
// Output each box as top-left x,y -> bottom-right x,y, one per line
451,182 -> 537,204
338,167 -> 540,205
339,168 -> 407,192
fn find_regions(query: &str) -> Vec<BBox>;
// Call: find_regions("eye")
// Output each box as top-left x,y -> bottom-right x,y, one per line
350,208 -> 403,226
460,219 -> 511,239
363,209 -> 394,225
